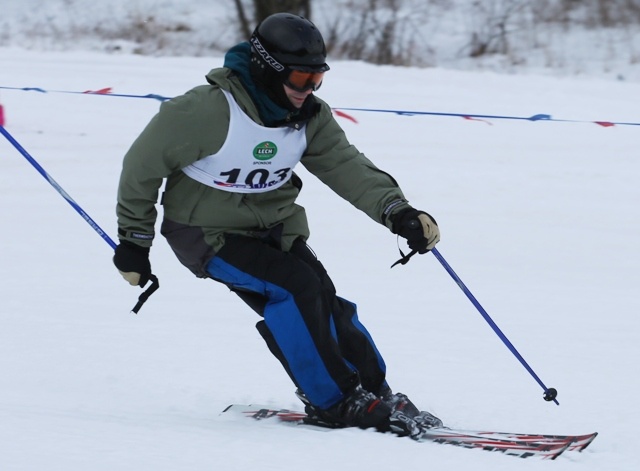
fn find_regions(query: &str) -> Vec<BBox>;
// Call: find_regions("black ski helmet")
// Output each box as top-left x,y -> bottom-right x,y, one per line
249,13 -> 329,98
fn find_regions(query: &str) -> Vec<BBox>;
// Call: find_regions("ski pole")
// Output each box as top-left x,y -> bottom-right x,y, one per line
0,124 -> 158,313
430,247 -> 559,405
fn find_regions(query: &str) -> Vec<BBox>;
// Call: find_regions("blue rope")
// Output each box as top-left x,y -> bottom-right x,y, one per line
335,107 -> 640,127
0,85 -> 171,102
1,85 -> 637,126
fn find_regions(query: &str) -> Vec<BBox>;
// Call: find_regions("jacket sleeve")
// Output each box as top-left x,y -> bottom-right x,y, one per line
301,102 -> 412,230
116,86 -> 227,247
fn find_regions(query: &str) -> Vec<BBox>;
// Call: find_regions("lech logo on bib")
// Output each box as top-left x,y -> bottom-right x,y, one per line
253,141 -> 278,161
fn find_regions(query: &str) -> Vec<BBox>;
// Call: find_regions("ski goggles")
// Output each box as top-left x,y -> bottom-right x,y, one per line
284,68 -> 327,93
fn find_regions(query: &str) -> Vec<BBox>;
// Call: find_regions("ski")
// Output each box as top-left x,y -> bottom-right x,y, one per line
415,427 -> 596,458
222,404 -> 597,460
462,430 -> 598,452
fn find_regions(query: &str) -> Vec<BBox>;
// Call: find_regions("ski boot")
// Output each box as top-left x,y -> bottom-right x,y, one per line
379,387 -> 443,429
296,386 -> 423,438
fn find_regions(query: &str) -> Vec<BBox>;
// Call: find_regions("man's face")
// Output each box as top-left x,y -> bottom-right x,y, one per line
283,84 -> 313,109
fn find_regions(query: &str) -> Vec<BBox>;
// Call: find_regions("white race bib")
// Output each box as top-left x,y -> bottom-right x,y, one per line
182,89 -> 307,193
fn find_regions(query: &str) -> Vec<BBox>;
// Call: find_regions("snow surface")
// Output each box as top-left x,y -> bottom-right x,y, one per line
1,47 -> 639,470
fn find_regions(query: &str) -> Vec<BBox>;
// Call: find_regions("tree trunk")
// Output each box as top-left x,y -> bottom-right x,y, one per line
254,0 -> 312,23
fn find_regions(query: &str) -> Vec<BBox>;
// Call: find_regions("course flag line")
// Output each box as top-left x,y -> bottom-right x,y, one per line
1,85 -> 638,127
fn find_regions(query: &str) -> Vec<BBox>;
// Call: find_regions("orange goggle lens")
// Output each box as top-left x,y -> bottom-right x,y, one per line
285,70 -> 325,92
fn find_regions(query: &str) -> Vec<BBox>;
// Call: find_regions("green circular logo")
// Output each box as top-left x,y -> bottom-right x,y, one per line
253,141 -> 278,160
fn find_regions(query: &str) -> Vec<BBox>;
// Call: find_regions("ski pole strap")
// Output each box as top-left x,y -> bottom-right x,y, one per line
391,248 -> 418,268
131,274 -> 160,314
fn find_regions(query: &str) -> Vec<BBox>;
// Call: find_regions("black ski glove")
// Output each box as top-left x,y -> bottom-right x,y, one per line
113,240 -> 152,287
392,208 -> 440,254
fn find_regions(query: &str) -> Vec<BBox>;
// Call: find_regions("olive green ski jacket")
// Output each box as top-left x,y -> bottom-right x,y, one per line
116,67 -> 412,277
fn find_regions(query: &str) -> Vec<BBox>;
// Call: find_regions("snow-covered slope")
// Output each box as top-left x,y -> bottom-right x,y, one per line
0,47 -> 638,470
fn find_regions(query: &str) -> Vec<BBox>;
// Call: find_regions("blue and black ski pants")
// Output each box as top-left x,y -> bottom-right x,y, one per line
206,233 -> 387,410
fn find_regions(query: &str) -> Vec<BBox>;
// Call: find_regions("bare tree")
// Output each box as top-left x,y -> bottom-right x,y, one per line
233,0 -> 253,39
234,0 -> 312,40
231,0 -> 640,67
319,0 -> 432,66
254,0 -> 311,21
463,0 -> 528,58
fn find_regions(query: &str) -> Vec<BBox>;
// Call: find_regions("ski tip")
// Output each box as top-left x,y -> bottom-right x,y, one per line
575,432 -> 598,451
549,442 -> 572,460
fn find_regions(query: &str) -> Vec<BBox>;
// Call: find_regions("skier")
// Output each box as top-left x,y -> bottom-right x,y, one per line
113,12 -> 441,438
